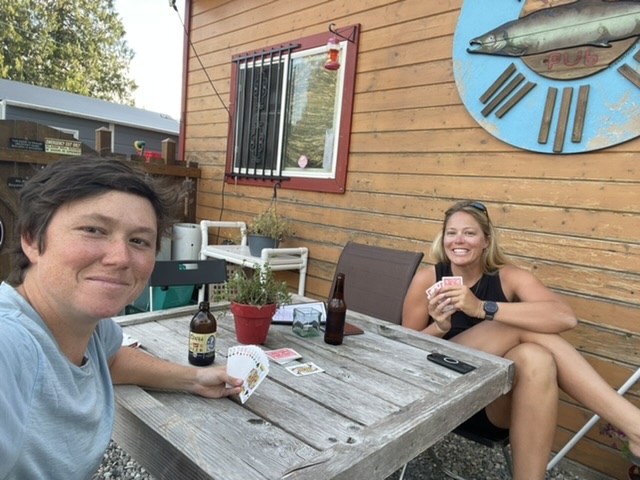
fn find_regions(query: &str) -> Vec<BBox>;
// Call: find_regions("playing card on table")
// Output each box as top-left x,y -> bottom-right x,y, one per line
426,280 -> 443,299
226,345 -> 269,404
286,362 -> 324,376
264,348 -> 302,365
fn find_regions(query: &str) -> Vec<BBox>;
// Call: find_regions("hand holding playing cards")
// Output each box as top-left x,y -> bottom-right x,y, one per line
226,346 -> 270,404
192,366 -> 243,399
426,277 -> 460,330
448,286 -> 486,319
428,277 -> 484,321
428,293 -> 455,332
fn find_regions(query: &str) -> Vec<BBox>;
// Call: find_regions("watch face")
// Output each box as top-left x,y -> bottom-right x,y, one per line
453,0 -> 640,154
485,301 -> 499,314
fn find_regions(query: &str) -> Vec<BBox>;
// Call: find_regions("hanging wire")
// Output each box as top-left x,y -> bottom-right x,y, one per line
170,2 -> 230,116
169,1 -> 232,246
213,170 -> 228,245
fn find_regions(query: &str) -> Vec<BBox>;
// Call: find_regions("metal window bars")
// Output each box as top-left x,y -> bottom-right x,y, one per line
229,43 -> 300,182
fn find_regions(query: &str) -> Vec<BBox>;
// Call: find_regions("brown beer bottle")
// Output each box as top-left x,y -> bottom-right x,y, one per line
188,301 -> 217,366
324,273 -> 346,345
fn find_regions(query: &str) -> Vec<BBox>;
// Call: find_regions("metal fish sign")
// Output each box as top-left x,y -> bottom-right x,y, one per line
468,0 -> 640,57
453,0 -> 640,154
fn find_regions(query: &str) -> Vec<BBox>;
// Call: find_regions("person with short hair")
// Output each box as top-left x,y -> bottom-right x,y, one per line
0,156 -> 242,480
403,200 -> 640,480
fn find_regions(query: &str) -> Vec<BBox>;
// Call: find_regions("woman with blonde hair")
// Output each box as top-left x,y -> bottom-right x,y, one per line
403,200 -> 640,480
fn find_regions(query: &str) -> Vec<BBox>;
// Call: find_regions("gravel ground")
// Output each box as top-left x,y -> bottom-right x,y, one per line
91,442 -> 154,480
93,434 -> 614,480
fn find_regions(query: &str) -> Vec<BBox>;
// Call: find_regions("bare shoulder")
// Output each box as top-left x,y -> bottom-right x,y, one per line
410,265 -> 437,289
499,264 -> 537,282
498,265 -> 555,301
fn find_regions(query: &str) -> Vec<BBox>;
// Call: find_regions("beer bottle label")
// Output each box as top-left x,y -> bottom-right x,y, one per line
189,332 -> 216,354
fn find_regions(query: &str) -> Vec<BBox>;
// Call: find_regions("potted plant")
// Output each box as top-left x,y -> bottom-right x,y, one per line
600,423 -> 639,479
214,263 -> 292,344
247,205 -> 295,256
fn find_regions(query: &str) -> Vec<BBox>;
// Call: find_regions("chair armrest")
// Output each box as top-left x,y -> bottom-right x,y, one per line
200,221 -> 248,255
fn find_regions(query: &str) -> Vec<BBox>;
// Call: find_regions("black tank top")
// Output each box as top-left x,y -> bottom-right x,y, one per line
434,263 -> 508,340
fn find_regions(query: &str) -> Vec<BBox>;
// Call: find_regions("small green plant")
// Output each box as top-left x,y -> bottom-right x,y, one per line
214,263 -> 292,307
248,205 -> 295,241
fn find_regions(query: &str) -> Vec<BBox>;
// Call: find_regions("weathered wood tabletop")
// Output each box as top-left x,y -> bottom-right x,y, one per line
113,301 -> 513,480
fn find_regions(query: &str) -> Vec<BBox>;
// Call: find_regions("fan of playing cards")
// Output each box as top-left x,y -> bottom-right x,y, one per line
426,276 -> 463,312
226,345 -> 269,404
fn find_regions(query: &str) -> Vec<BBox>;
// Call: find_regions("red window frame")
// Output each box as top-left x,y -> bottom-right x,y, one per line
225,25 -> 360,193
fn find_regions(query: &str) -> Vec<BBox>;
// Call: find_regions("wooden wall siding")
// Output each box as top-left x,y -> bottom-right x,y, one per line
185,0 -> 639,476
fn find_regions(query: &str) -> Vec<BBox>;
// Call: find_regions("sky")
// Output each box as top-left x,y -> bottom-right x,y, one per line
113,0 -> 186,120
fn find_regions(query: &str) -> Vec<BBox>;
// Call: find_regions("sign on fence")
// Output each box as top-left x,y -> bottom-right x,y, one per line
45,138 -> 82,156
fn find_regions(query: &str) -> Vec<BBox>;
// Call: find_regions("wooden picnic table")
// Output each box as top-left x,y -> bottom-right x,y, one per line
113,300 -> 513,480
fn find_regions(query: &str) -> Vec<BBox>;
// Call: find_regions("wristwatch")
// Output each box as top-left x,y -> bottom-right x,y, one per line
483,301 -> 499,321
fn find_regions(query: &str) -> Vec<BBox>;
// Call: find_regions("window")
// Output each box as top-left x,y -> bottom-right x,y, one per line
226,25 -> 359,193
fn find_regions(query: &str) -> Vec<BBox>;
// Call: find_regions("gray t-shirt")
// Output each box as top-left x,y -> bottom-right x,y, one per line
0,282 -> 123,480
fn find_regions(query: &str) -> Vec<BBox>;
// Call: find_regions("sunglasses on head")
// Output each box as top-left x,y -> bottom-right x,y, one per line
469,201 -> 488,214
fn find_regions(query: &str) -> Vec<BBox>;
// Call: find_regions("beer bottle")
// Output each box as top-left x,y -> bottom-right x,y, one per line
324,273 -> 346,345
188,301 -> 217,366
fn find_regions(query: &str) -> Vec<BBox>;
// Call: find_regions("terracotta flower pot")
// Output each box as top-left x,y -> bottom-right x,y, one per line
230,302 -> 277,344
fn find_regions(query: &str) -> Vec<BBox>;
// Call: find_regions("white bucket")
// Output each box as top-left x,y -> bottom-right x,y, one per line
171,223 -> 201,260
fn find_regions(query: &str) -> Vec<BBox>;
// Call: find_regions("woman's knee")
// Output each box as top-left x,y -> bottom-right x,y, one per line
506,342 -> 557,384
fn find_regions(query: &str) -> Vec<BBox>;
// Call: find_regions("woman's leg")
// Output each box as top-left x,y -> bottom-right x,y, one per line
467,343 -> 558,480
454,321 -> 640,459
